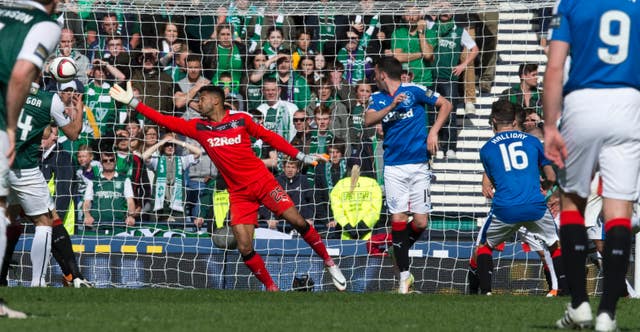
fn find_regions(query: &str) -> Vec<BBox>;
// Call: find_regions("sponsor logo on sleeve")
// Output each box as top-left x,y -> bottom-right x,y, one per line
34,43 -> 49,62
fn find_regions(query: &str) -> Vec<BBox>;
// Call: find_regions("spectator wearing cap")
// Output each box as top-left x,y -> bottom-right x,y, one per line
53,79 -> 95,163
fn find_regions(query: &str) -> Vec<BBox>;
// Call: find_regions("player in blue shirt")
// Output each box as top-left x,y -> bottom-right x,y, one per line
543,1 -> 640,330
469,100 -> 563,295
364,56 -> 452,293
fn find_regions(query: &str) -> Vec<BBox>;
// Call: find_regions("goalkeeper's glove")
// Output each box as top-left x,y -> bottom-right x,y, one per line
296,152 -> 328,166
109,81 -> 139,108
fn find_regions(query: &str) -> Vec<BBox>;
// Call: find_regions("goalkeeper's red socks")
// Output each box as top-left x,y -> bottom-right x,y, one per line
243,251 -> 278,291
559,210 -> 589,308
598,219 -> 631,318
300,224 -> 332,265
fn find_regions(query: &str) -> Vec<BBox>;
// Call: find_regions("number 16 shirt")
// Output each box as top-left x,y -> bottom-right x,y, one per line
480,131 -> 551,224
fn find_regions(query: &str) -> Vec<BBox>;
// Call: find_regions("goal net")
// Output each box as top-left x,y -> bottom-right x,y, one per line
6,0 -> 615,294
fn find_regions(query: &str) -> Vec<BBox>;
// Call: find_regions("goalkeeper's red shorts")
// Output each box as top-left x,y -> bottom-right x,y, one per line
229,176 -> 294,225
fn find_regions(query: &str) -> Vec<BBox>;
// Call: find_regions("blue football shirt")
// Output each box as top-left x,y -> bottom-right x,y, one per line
480,131 -> 550,223
368,83 -> 439,166
549,0 -> 640,94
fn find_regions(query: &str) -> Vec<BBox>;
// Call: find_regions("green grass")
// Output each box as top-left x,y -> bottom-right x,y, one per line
2,288 -> 640,331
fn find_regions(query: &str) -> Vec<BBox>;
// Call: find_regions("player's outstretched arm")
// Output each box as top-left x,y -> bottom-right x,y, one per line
427,95 -> 453,155
110,81 -> 194,137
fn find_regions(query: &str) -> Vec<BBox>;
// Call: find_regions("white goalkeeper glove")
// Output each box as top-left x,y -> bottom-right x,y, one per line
296,152 -> 329,166
109,81 -> 139,108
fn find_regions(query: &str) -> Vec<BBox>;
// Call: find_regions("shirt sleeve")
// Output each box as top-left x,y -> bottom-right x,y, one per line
124,178 -> 134,198
51,93 -> 72,128
548,0 -> 572,43
244,114 -> 300,159
367,94 -> 383,112
182,154 -> 198,170
146,156 -> 158,170
17,21 -> 61,70
460,29 -> 477,49
412,85 -> 440,106
135,102 -> 197,138
480,147 -> 492,179
84,181 -> 94,201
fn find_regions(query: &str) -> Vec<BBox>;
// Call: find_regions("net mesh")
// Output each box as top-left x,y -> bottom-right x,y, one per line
4,0 -> 616,294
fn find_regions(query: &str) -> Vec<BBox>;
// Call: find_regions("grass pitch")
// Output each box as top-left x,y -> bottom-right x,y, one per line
2,288 -> 640,331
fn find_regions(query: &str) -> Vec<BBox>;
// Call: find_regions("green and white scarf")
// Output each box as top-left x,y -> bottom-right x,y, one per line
153,156 -> 184,212
325,158 -> 347,190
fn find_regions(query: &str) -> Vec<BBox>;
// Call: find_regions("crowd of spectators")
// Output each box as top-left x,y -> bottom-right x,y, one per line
40,0 -> 508,239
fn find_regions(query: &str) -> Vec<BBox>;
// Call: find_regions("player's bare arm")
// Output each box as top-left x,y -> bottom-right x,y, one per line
363,93 -> 406,127
481,172 -> 494,199
543,40 -> 570,169
245,116 -> 328,165
427,95 -> 453,155
110,81 -> 194,138
541,165 -> 557,191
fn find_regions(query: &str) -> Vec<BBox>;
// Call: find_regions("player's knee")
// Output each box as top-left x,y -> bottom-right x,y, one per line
236,241 -> 254,256
411,215 -> 428,229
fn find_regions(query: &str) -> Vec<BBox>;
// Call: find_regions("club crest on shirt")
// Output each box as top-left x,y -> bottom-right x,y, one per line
400,91 -> 415,108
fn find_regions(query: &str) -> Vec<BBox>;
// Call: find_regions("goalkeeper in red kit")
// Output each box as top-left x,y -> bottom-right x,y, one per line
110,82 -> 346,291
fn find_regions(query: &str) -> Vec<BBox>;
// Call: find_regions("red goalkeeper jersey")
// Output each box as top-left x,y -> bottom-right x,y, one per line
135,102 -> 300,192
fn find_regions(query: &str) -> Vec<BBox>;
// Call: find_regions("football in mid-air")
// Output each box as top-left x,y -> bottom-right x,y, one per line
48,56 -> 78,83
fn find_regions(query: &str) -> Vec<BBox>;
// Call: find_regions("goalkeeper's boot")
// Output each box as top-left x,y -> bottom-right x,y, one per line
0,299 -> 27,319
546,289 -> 559,297
398,272 -> 414,294
73,277 -> 94,288
556,302 -> 593,329
326,264 -> 347,291
594,312 -> 617,332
